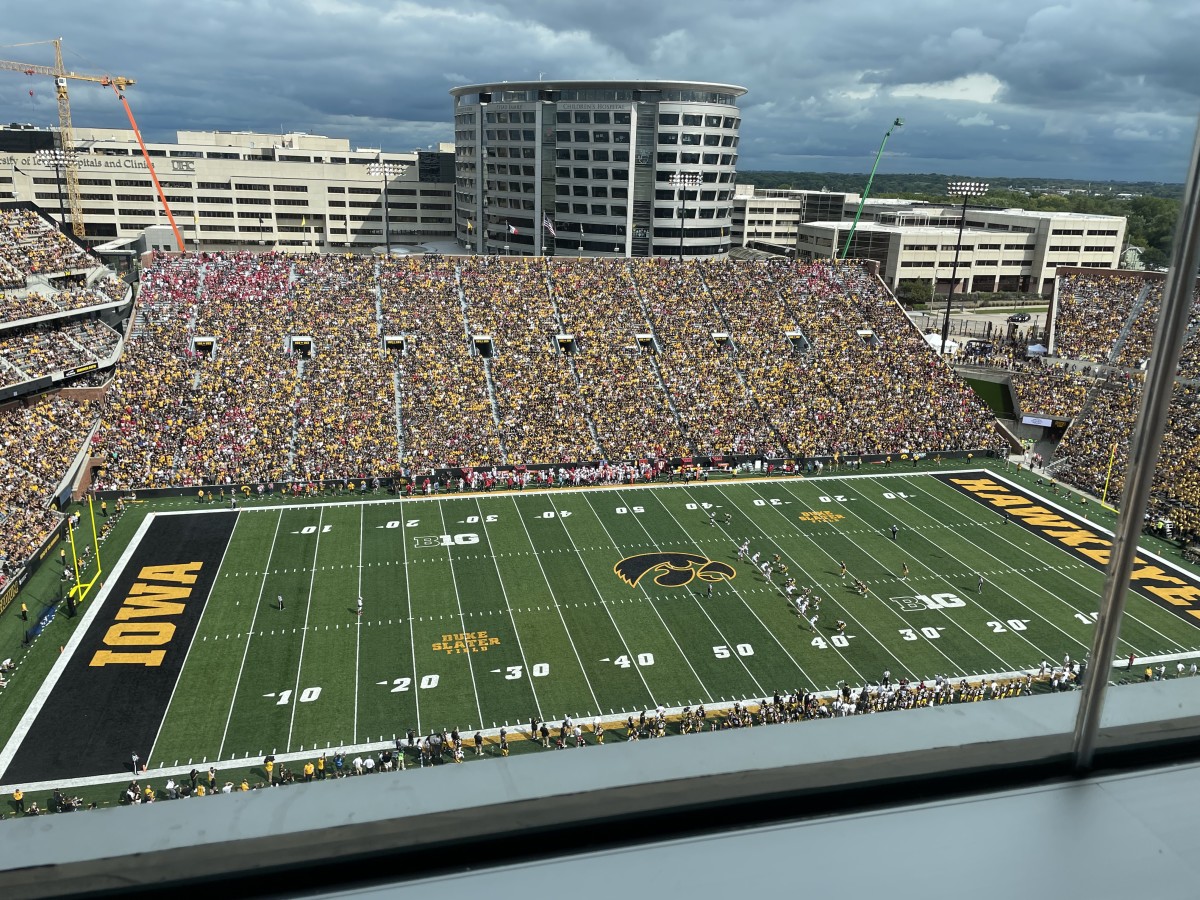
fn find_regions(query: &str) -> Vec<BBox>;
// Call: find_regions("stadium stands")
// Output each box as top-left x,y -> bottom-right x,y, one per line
91,252 -> 1004,491
1009,366 -> 1094,420
0,209 -> 93,291
0,396 -> 97,585
1045,271 -> 1200,542
0,320 -> 121,388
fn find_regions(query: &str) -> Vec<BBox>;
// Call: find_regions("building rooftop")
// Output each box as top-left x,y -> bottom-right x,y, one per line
450,79 -> 747,97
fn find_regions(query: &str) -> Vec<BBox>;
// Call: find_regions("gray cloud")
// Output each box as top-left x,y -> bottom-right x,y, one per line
0,0 -> 1196,180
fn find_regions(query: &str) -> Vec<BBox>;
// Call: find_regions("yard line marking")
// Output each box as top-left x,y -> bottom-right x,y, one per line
353,504 -> 364,744
400,505 -> 421,738
576,493 -> 714,703
779,480 -> 1019,671
845,476 -> 1091,659
622,490 -> 771,697
287,509 -> 324,751
915,472 -> 1179,654
544,494 -> 658,708
436,501 -> 484,728
715,483 -> 914,682
509,496 -> 601,713
152,506 -> 242,763
213,510 -> 283,760
473,498 -> 542,720
657,489 -> 827,687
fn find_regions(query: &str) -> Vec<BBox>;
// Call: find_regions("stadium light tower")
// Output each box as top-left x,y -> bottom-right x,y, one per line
669,171 -> 702,260
939,180 -> 989,356
35,148 -> 73,229
367,161 -> 408,257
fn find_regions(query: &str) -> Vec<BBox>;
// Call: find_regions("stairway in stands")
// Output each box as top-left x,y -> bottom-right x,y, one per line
627,264 -> 698,455
543,264 -> 606,459
1105,281 -> 1154,366
455,264 -> 508,465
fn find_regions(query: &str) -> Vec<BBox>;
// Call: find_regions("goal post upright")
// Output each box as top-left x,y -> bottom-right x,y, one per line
66,495 -> 104,606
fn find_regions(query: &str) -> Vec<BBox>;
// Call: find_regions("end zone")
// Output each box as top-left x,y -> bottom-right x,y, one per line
0,511 -> 238,786
936,471 -> 1200,628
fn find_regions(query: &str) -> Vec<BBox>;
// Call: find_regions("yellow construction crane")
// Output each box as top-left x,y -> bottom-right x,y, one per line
0,38 -> 134,238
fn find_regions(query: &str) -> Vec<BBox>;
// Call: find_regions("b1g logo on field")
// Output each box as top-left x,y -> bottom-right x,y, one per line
614,552 -> 735,589
413,533 -> 479,548
798,510 -> 845,523
890,592 -> 967,612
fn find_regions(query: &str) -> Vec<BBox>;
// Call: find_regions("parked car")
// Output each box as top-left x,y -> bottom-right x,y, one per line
1007,312 -> 1031,323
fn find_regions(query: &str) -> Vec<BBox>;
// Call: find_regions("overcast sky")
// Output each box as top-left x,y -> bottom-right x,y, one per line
1,0 -> 1197,182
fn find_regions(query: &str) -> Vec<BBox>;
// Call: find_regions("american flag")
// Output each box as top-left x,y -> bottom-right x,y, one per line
543,212 -> 556,237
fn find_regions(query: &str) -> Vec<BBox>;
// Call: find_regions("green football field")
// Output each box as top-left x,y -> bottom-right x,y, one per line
128,468 -> 1200,768
15,468 -> 1200,778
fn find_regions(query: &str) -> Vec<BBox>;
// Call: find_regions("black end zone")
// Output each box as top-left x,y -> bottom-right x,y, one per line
2,512 -> 238,784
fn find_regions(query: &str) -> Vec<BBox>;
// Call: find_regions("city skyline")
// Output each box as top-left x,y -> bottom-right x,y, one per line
0,0 -> 1197,182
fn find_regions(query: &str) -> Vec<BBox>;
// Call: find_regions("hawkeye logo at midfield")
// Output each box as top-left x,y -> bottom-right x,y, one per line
938,474 -> 1200,625
614,552 -> 735,589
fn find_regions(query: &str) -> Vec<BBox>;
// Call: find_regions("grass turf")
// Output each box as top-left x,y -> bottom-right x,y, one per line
4,461 -> 1200,789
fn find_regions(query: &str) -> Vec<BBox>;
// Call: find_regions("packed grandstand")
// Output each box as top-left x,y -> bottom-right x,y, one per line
2,203 -> 1200,589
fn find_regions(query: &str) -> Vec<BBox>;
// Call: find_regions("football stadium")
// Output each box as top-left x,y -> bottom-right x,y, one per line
1,213 -> 1198,791
0,79 -> 1198,897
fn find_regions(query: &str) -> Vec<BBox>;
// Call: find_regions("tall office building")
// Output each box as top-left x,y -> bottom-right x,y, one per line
450,80 -> 746,257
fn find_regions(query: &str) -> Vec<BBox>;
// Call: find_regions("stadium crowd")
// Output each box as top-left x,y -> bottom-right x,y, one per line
759,262 -> 1001,456
0,209 -> 94,291
0,396 -> 97,584
459,256 -> 600,465
551,259 -> 690,460
1009,365 -> 1095,420
383,255 -> 503,470
0,320 -> 121,387
89,253 -> 1006,492
1052,271 -> 1154,363
1046,270 -> 1200,542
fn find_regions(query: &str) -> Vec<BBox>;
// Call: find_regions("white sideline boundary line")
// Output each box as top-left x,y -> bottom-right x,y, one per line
9,657 -> 1199,796
9,467 -> 1197,792
145,468 -> 994,518
0,512 -> 158,783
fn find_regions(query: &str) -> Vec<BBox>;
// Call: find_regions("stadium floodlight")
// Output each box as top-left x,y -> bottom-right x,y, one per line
35,148 -> 75,228
668,171 -> 702,261
939,181 -> 989,356
367,161 -> 408,257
